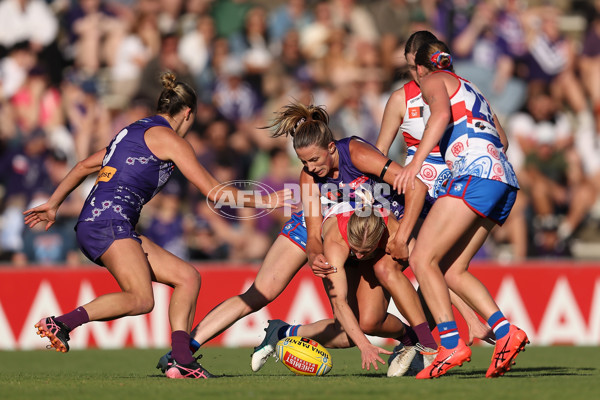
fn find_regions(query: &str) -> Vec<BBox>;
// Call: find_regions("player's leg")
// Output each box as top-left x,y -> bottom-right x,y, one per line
139,236 -> 215,378
35,238 -> 155,353
409,196 -> 476,379
441,221 -> 529,378
372,254 -> 437,349
192,236 -> 306,346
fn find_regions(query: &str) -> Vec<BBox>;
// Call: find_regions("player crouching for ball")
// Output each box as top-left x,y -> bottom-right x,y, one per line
253,204 -> 440,376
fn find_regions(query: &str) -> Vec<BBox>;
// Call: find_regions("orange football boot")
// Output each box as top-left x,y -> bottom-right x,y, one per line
486,325 -> 529,378
415,338 -> 471,379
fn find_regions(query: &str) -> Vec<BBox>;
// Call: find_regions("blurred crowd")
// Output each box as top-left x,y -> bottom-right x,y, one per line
2,0 -> 600,266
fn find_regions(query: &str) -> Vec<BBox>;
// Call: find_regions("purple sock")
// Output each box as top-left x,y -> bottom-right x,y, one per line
413,322 -> 438,350
171,331 -> 195,365
55,307 -> 89,331
399,323 -> 418,346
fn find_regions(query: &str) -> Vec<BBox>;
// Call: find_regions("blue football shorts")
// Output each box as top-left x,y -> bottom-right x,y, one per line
437,175 -> 517,225
279,211 -> 307,251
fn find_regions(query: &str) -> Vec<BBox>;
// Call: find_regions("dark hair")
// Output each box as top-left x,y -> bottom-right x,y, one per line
415,40 -> 454,72
156,71 -> 197,116
266,102 -> 334,150
404,30 -> 438,57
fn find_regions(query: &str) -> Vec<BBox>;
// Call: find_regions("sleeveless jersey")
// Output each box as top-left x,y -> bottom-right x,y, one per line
78,115 -> 176,227
313,136 -> 408,220
401,80 -> 450,198
422,71 -> 519,188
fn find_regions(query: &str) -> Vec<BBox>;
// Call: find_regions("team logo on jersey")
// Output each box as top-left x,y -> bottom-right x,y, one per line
408,107 -> 423,118
487,144 -> 500,160
95,166 -> 117,184
451,142 -> 464,157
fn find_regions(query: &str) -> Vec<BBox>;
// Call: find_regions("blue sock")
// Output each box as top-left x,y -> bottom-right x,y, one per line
277,324 -> 303,340
437,321 -> 459,349
189,338 -> 201,353
488,311 -> 510,340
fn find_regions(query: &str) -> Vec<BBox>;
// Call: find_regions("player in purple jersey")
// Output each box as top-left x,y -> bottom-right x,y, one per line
23,72 -> 290,379
155,102 -> 437,376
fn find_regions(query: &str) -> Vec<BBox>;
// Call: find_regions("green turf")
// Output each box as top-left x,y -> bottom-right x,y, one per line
1,346 -> 598,400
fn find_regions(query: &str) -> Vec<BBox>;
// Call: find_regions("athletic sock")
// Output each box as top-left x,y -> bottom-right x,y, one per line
171,331 -> 196,365
398,323 -> 418,346
55,307 -> 89,331
277,324 -> 301,340
437,321 -> 459,349
413,322 -> 438,350
488,310 -> 510,340
189,338 -> 201,353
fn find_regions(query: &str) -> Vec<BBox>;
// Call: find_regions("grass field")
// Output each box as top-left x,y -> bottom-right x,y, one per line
1,346 -> 598,400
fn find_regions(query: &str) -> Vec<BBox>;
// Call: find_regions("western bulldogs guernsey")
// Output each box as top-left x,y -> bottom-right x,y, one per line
78,115 -> 175,227
423,71 -> 519,189
401,81 -> 450,198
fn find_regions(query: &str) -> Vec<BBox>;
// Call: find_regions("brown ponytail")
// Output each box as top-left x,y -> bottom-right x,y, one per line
265,102 -> 334,150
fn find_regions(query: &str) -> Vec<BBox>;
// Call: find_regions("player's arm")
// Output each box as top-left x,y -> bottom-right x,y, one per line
321,221 -> 390,370
449,290 -> 495,346
147,127 -> 291,208
394,74 -> 452,194
23,149 -> 106,230
376,87 -> 406,156
300,169 -> 332,275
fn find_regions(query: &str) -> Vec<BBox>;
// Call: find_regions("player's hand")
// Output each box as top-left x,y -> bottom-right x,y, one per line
359,344 -> 392,371
309,253 -> 335,278
468,320 -> 495,346
393,161 -> 421,195
23,203 -> 57,231
385,233 -> 409,262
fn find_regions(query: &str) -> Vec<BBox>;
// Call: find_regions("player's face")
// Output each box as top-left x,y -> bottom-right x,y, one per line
350,244 -> 378,260
406,53 -> 418,82
296,143 -> 336,177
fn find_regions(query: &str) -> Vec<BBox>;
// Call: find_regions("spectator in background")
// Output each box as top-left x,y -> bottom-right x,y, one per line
212,56 -> 260,125
229,6 -> 274,101
268,0 -> 313,45
63,0 -> 120,77
20,150 -> 82,266
136,33 -> 195,103
178,14 -> 216,95
104,11 -> 160,111
0,41 -> 37,101
451,1 -> 527,117
508,88 -> 596,256
0,0 -> 63,85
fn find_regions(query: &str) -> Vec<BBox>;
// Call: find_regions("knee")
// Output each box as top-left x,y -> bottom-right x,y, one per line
239,286 -> 271,312
358,314 -> 381,335
177,264 -> 202,293
373,262 -> 394,286
130,293 -> 155,315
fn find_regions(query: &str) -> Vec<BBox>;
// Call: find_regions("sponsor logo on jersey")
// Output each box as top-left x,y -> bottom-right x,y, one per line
95,166 -> 117,184
408,106 -> 423,118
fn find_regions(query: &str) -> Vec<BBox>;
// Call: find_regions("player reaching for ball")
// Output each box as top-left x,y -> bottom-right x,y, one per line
24,72 -> 291,379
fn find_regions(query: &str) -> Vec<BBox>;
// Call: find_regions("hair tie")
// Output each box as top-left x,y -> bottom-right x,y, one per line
293,117 -> 306,134
430,51 -> 452,69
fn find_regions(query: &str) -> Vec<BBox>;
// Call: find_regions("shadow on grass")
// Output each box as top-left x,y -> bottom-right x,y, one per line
455,366 -> 597,379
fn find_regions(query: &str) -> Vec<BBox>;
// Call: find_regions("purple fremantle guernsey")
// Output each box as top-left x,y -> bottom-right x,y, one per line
314,136 -> 410,220
78,115 -> 175,227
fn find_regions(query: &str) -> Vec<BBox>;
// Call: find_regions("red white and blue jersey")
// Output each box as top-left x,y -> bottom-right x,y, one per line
78,115 -> 176,227
401,80 -> 450,198
422,71 -> 519,189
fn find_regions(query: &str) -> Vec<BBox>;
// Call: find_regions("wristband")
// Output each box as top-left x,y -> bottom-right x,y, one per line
379,159 -> 393,180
